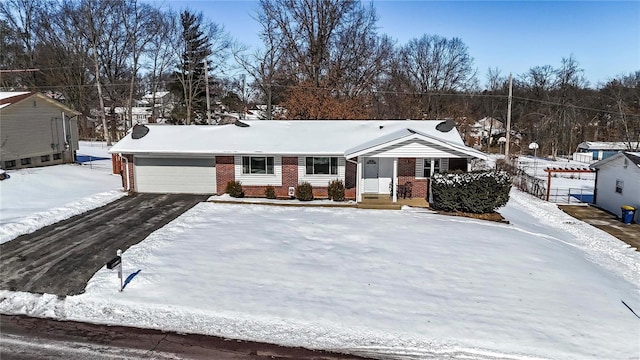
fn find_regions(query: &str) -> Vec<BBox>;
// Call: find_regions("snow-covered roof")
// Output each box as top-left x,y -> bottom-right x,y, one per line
142,91 -> 170,99
0,91 -> 30,101
110,120 -> 484,158
590,151 -> 640,169
578,141 -> 640,151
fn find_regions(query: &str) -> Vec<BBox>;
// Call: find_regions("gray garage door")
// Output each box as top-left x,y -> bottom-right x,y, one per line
134,157 -> 216,194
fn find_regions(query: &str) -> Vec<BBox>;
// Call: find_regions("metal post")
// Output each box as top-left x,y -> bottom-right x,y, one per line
117,249 -> 123,292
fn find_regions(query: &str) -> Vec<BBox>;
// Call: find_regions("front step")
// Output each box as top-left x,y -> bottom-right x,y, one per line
357,203 -> 402,210
358,194 -> 401,210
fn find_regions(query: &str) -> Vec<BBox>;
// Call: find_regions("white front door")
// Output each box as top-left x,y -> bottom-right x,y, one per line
363,158 -> 378,193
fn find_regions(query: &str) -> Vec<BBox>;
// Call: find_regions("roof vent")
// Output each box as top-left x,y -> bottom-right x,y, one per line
131,124 -> 149,139
234,120 -> 250,127
436,119 -> 456,132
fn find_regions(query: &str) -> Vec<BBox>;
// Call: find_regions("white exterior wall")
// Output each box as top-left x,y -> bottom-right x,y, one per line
595,157 -> 640,222
298,156 -> 346,187
234,155 -> 282,186
364,139 -> 464,158
0,96 -> 79,168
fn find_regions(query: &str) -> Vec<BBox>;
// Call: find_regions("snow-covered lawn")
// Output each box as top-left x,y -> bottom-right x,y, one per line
0,141 -> 124,243
1,190 -> 638,360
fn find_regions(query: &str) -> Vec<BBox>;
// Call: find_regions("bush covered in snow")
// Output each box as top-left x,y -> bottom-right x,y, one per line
225,181 -> 245,198
295,182 -> 314,201
327,179 -> 345,201
431,170 -> 511,213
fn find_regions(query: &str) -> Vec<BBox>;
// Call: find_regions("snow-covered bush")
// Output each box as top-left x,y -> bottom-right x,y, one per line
295,182 -> 314,201
431,170 -> 511,213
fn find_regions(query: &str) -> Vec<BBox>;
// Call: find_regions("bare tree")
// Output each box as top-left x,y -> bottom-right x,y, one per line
0,0 -> 45,87
256,0 -> 392,119
396,34 -> 477,118
145,9 -> 177,122
123,0 -> 161,130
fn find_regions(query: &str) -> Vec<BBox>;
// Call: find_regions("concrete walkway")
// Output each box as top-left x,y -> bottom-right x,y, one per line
558,205 -> 640,251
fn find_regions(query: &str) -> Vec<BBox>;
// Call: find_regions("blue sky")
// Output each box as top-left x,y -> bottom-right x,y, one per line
158,0 -> 639,87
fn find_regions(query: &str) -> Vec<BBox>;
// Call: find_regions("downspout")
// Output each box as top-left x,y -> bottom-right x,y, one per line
62,111 -> 68,150
592,168 -> 598,205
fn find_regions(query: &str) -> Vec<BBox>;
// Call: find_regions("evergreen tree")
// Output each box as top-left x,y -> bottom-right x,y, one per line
174,10 -> 211,124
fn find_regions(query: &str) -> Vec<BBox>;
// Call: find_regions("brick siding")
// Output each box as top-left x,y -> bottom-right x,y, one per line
215,156 -> 235,195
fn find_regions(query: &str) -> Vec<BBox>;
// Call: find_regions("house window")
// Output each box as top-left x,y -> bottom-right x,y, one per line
4,160 -> 16,168
53,153 -> 62,160
306,157 -> 338,175
41,155 -> 50,162
423,158 -> 440,177
21,158 -> 31,165
615,180 -> 623,194
242,156 -> 274,174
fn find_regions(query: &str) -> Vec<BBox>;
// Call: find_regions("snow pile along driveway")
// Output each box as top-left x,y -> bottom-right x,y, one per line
1,190 -> 638,360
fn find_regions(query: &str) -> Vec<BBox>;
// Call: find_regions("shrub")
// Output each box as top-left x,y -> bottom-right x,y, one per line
431,170 -> 511,213
295,181 -> 314,201
327,179 -> 345,201
225,180 -> 244,198
265,185 -> 277,199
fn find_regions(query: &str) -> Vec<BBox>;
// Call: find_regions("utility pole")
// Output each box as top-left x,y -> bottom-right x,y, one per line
241,74 -> 246,120
505,73 -> 513,160
204,58 -> 212,125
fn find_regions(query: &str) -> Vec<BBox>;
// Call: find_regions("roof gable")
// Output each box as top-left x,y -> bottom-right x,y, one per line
0,92 -> 81,115
590,152 -> 640,170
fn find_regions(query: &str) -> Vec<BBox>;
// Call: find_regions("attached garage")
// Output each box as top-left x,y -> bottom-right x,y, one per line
134,157 -> 216,194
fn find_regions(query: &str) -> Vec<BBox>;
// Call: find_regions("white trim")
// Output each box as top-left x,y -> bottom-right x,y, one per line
234,155 -> 282,186
356,157 -> 363,202
345,131 -> 487,160
298,156 -> 346,187
392,157 -> 398,202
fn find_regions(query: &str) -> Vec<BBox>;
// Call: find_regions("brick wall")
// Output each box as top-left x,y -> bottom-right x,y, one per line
216,156 -> 235,195
238,156 -> 300,198
396,158 -> 428,199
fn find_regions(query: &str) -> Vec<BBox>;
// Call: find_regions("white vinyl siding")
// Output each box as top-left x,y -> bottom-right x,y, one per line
134,157 -> 216,194
298,156 -> 346,187
594,156 -> 640,221
364,139 -> 459,158
416,158 -> 449,178
235,155 -> 282,186
0,96 -> 79,167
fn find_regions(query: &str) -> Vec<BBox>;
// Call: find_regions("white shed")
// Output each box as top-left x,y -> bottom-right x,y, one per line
590,152 -> 640,222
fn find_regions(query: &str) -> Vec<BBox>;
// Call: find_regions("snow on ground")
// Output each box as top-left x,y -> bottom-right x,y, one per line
1,190 -> 638,360
0,141 -> 124,243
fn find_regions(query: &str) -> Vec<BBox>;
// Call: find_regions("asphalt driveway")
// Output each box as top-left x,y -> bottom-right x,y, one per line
0,193 -> 208,297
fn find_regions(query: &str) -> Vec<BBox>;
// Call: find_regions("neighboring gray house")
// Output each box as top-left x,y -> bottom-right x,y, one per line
574,141 -> 640,163
0,92 -> 81,170
590,152 -> 640,223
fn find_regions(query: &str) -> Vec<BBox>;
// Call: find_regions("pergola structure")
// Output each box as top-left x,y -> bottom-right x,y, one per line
543,167 -> 595,201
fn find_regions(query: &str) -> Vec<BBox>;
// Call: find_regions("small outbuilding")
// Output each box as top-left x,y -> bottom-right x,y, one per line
0,92 -> 81,170
590,152 -> 640,223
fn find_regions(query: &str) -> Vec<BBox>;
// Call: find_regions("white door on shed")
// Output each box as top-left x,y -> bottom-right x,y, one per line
134,157 -> 216,194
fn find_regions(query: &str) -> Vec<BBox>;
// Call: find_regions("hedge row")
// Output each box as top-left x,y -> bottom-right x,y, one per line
431,170 -> 511,213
